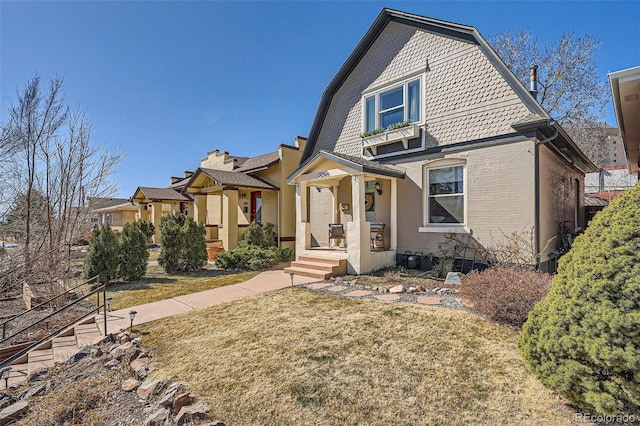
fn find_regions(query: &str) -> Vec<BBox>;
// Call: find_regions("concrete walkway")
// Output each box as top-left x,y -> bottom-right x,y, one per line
96,270 -> 318,335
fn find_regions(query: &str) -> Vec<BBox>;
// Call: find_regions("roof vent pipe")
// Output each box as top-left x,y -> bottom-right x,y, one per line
529,65 -> 539,101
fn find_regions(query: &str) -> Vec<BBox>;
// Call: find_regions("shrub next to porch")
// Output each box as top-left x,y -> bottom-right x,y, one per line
215,222 -> 292,270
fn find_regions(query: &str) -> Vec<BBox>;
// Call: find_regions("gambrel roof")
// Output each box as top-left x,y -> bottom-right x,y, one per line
300,8 -> 596,173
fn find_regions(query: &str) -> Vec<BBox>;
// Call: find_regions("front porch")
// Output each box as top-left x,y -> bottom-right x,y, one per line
287,151 -> 405,275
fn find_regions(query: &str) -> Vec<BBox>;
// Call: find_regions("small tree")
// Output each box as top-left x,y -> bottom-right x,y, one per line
83,224 -> 119,284
118,221 -> 149,281
181,217 -> 207,271
158,213 -> 206,273
520,183 -> 640,415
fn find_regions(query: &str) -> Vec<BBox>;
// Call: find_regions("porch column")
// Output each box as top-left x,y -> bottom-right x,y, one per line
221,187 -> 239,250
390,178 -> 398,251
151,201 -> 162,243
332,185 -> 339,223
349,174 -> 369,273
295,182 -> 311,255
193,194 -> 207,224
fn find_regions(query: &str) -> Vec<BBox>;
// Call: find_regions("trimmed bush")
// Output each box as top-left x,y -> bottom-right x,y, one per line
214,222 -> 292,270
520,184 -> 640,415
118,221 -> 149,281
459,266 -> 551,328
158,213 -> 207,273
83,224 -> 119,284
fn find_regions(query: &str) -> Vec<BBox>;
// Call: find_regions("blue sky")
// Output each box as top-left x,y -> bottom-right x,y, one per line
2,1 -> 638,198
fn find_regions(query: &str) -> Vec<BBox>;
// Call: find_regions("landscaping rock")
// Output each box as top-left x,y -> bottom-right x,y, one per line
143,407 -> 169,426
389,285 -> 404,294
122,378 -> 141,392
203,421 -> 225,426
26,367 -> 47,383
104,359 -> 120,368
416,285 -> 425,292
137,379 -> 163,400
158,382 -> 183,408
175,402 -> 210,425
173,392 -> 197,414
69,346 -> 91,364
18,382 -> 49,400
444,272 -> 463,285
407,287 -> 417,293
130,355 -> 152,379
117,331 -> 131,344
90,346 -> 103,358
0,400 -> 29,426
0,394 -> 15,410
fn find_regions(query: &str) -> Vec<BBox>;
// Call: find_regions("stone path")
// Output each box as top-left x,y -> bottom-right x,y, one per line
298,280 -> 466,310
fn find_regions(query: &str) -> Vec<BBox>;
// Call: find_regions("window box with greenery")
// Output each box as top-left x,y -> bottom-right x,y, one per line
361,75 -> 423,155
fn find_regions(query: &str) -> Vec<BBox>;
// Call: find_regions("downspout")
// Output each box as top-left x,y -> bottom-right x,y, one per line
277,190 -> 281,248
534,122 -> 558,269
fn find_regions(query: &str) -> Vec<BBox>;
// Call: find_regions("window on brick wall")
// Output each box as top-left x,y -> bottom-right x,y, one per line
419,160 -> 467,233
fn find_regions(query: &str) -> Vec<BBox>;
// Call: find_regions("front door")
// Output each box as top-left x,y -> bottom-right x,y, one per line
250,191 -> 262,224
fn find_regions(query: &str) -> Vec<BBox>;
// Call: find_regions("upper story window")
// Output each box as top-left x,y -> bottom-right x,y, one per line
363,77 -> 422,133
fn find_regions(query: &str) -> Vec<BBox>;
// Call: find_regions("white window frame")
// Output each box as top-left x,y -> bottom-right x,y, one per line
362,74 -> 424,133
419,159 -> 468,233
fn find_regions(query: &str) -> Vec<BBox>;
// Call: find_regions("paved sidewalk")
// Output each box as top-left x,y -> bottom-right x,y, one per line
96,270 -> 318,335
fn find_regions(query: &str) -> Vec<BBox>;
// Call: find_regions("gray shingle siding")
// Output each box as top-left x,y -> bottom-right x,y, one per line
314,21 -> 533,159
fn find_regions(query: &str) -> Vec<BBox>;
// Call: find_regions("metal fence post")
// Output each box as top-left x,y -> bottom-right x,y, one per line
102,280 -> 107,336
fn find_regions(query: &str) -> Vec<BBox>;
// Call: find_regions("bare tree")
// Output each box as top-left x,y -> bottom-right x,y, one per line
490,30 -> 610,165
1,75 -> 123,281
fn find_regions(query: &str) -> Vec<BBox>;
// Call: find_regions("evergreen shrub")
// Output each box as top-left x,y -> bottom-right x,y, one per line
118,221 -> 149,281
214,221 -> 292,270
158,213 -> 207,273
520,184 -> 640,415
83,224 -> 119,283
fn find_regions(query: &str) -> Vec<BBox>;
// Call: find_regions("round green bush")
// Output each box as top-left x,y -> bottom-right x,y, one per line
520,184 -> 640,415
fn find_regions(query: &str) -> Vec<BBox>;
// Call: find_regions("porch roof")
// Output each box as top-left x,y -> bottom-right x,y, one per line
287,150 -> 406,184
133,187 -> 191,202
196,168 -> 279,190
233,151 -> 280,173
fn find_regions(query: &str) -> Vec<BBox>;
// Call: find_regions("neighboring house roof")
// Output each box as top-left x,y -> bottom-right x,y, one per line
609,66 -> 640,174
288,150 -> 406,183
134,187 -> 192,202
588,190 -> 628,202
300,8 -> 597,174
196,168 -> 279,190
88,197 -> 131,210
92,202 -> 139,213
233,151 -> 280,173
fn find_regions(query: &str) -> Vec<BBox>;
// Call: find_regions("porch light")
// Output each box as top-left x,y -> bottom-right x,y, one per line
129,310 -> 137,331
240,192 -> 246,199
375,181 -> 382,195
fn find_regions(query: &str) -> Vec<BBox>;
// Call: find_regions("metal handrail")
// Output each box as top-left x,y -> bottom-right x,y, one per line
0,276 -> 101,346
0,306 -> 102,369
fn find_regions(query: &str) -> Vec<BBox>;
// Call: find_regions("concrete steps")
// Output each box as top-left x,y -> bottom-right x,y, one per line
284,255 -> 347,279
0,317 -> 102,389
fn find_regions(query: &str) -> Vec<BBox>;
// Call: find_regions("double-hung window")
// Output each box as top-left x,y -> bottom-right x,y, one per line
426,165 -> 465,225
364,77 -> 421,132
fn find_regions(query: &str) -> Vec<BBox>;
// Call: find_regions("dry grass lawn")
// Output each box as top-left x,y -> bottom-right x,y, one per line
105,269 -> 259,310
140,288 -> 578,425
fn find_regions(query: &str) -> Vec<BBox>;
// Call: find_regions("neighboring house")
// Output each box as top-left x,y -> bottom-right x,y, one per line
286,9 -> 596,275
183,138 -> 306,252
609,66 -> 640,179
87,198 -> 137,232
130,184 -> 193,243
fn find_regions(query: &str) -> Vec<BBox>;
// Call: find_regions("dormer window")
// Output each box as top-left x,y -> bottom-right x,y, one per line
363,77 -> 422,133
